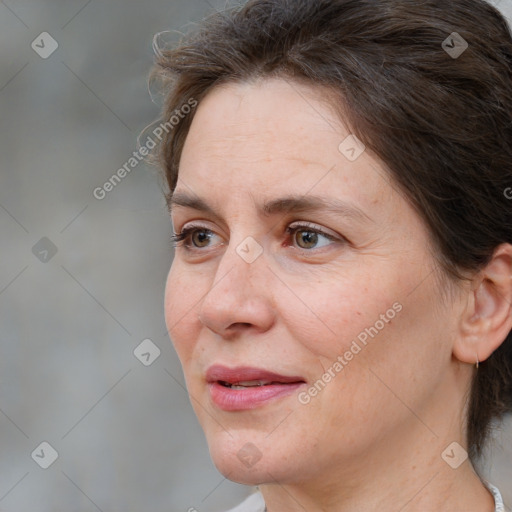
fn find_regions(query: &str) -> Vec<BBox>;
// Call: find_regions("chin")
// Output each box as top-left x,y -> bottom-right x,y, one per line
214,460 -> 270,486
205,428 -> 287,485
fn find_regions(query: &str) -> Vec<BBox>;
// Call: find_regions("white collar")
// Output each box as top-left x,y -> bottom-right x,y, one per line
486,482 -> 506,512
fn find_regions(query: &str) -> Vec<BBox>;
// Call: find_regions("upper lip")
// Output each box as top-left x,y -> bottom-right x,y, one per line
205,365 -> 305,384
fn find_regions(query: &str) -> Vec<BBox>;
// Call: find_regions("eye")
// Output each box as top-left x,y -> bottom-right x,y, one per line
286,223 -> 340,250
171,222 -> 343,253
171,225 -> 221,249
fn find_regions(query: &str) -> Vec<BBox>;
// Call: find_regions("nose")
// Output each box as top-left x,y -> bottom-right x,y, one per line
198,241 -> 276,339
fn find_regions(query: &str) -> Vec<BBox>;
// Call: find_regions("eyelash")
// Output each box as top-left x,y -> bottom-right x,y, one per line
170,223 -> 342,251
170,227 -> 205,248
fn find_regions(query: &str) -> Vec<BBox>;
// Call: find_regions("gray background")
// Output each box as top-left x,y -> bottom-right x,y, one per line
0,1 -> 510,511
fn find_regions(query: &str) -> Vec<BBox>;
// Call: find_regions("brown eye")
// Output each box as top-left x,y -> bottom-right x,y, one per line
171,225 -> 223,251
191,230 -> 212,247
295,230 -> 319,249
287,224 -> 338,250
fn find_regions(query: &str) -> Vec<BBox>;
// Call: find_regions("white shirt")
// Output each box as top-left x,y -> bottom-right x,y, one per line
225,482 -> 507,512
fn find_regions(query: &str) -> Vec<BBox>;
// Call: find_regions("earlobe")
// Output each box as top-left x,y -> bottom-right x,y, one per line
453,244 -> 512,365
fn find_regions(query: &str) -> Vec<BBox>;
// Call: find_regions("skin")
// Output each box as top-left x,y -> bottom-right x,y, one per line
164,78 -> 512,512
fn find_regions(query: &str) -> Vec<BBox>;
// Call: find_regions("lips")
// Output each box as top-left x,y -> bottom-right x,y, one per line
206,365 -> 306,411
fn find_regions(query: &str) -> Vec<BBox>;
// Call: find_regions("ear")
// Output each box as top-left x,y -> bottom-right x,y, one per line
453,243 -> 512,365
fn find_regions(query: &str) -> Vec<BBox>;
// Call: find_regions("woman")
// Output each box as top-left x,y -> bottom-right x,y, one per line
152,0 -> 512,510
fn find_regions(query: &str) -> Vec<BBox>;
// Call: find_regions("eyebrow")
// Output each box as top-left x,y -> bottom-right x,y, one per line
169,191 -> 373,223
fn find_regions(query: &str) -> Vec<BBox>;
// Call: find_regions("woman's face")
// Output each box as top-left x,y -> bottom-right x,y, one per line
165,78 -> 462,486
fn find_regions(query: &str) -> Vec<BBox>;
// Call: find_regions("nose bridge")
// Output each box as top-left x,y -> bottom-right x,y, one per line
198,233 -> 273,334
212,234 -> 266,297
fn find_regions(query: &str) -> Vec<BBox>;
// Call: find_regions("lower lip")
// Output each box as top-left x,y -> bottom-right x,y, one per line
208,382 -> 305,411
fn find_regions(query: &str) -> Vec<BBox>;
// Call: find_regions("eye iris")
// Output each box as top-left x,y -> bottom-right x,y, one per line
296,230 -> 318,249
192,230 -> 211,247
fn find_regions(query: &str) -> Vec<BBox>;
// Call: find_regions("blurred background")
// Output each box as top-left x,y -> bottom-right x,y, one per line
0,0 -> 510,511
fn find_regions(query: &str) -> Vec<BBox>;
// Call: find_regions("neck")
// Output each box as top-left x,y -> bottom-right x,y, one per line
259,425 -> 495,512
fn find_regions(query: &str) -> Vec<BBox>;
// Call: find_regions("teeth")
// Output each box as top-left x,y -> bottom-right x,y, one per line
238,380 -> 273,386
225,380 -> 273,388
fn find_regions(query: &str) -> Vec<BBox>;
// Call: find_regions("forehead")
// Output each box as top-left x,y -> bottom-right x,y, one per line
176,78 -> 399,221
182,78 -> 343,161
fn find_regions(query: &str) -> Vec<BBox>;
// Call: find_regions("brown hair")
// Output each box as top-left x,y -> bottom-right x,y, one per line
151,0 -> 512,462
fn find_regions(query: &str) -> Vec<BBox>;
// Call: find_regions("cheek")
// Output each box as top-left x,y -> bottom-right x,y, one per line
164,262 -> 203,363
277,269 -> 400,362
281,262 -> 445,408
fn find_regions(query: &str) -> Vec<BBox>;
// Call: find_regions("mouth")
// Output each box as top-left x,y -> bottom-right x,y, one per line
218,379 -> 287,389
205,365 -> 306,411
